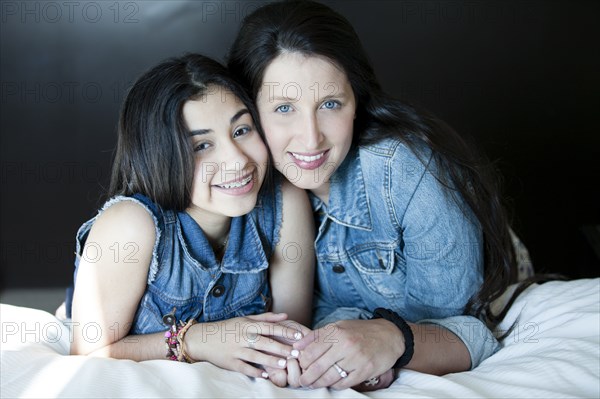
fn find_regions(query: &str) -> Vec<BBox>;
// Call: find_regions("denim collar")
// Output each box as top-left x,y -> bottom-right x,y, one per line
177,211 -> 268,272
309,147 -> 372,230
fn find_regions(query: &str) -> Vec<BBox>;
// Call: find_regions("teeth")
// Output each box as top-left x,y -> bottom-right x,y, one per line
218,175 -> 252,189
291,152 -> 324,162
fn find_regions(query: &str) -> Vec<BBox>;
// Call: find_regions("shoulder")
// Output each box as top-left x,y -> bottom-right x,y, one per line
88,197 -> 157,247
359,137 -> 432,169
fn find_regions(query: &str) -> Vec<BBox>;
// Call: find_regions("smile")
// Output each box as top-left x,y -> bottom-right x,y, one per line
290,151 -> 325,162
215,173 -> 253,189
288,150 -> 329,170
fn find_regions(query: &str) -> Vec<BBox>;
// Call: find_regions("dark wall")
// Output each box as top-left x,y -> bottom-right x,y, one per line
1,0 -> 598,288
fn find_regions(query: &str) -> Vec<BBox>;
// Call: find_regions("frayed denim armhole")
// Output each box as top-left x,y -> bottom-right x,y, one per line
93,195 -> 162,284
272,176 -> 284,249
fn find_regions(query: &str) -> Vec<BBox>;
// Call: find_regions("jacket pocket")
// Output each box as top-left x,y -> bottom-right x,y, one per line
348,244 -> 405,298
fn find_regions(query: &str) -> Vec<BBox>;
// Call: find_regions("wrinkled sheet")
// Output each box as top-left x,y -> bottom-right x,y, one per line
1,278 -> 599,398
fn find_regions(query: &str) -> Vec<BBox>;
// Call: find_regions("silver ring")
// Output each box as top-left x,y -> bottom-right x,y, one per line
247,332 -> 258,349
363,376 -> 380,387
332,363 -> 348,378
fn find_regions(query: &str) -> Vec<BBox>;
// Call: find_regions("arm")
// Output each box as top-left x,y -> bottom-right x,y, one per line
294,148 -> 494,388
71,201 -> 299,378
268,179 -> 315,328
70,201 -> 155,357
263,180 -> 316,386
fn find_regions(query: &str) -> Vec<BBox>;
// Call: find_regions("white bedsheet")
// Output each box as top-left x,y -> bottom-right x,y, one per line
1,278 -> 599,398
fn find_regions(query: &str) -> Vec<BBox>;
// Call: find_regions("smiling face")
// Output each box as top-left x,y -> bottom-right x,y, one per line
183,85 -> 268,220
256,53 -> 356,201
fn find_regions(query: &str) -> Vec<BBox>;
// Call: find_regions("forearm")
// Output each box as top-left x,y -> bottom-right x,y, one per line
72,331 -> 166,361
403,323 -> 471,375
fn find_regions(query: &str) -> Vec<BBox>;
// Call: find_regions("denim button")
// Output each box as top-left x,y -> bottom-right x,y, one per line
211,284 -> 225,297
332,265 -> 345,273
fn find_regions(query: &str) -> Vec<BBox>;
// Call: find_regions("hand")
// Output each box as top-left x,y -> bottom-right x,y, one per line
293,318 -> 404,389
185,312 -> 303,379
260,320 -> 314,388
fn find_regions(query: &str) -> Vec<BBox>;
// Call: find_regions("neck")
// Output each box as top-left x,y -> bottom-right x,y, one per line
185,206 -> 231,250
310,182 -> 330,206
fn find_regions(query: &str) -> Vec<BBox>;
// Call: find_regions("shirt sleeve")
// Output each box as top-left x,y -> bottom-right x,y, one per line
390,145 -> 484,319
417,315 -> 501,369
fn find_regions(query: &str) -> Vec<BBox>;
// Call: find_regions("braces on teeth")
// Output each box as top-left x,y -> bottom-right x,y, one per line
218,175 -> 252,189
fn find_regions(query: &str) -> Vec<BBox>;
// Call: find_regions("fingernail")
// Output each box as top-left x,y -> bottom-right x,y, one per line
278,359 -> 287,367
294,331 -> 303,340
261,371 -> 269,379
291,349 -> 299,358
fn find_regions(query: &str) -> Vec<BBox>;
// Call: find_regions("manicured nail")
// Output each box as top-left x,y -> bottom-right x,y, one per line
261,371 -> 269,379
294,331 -> 303,340
291,349 -> 299,358
278,359 -> 287,367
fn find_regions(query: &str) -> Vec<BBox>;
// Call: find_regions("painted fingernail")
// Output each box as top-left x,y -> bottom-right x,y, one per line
291,349 -> 299,358
294,331 -> 303,340
261,371 -> 269,379
278,359 -> 287,367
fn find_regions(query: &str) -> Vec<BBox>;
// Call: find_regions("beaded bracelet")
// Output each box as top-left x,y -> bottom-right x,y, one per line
163,308 -> 184,361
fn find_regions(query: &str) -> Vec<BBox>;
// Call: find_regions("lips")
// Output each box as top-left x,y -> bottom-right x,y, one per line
212,171 -> 256,195
288,150 -> 329,170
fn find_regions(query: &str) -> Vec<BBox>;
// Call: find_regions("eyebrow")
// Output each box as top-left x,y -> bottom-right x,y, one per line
270,91 -> 349,103
188,108 -> 250,136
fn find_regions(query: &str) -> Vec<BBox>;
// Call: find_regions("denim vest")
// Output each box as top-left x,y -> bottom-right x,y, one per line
71,183 -> 282,335
310,138 -> 499,368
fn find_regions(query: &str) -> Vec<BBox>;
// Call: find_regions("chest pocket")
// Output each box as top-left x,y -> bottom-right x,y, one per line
348,244 -> 406,298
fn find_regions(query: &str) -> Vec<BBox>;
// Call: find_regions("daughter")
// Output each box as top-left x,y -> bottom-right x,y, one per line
68,54 -> 314,382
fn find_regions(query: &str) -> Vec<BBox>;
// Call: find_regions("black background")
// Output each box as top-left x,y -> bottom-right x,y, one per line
1,0 -> 598,289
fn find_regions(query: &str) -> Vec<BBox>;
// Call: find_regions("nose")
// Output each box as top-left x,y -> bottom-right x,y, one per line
299,113 -> 324,150
220,139 -> 249,180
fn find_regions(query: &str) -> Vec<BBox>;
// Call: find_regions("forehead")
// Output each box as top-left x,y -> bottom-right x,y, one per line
262,53 -> 350,90
182,86 -> 245,128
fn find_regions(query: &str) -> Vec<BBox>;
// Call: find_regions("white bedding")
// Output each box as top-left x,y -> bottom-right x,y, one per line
1,278 -> 599,398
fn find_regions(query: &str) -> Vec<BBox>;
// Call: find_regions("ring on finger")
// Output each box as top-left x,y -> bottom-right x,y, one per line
247,332 -> 258,349
332,363 -> 348,378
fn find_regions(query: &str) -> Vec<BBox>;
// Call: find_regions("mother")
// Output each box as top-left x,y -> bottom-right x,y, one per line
228,0 -> 525,390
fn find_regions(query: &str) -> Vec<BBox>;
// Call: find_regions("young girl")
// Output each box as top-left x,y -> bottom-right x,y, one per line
68,53 -> 314,382
228,0 -> 534,390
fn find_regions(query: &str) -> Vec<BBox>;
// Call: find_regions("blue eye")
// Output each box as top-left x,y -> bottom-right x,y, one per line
233,126 -> 251,138
275,104 -> 291,113
321,100 -> 340,110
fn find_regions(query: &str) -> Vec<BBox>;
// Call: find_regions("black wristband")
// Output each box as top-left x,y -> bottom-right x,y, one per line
372,308 -> 414,369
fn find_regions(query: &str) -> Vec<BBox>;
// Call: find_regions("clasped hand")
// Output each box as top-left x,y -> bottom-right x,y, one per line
266,318 -> 401,391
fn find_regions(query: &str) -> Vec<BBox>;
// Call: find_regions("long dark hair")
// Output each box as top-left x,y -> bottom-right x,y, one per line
228,0 -> 533,329
109,53 -> 265,210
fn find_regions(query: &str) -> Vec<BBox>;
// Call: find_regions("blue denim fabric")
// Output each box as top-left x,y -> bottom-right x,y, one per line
71,184 -> 282,335
309,138 -> 499,368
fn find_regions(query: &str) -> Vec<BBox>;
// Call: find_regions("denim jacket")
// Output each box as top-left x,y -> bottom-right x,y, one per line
71,183 -> 282,335
310,138 -> 499,368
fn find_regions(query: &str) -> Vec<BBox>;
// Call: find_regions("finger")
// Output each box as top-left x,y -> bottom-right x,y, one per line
249,335 -> 294,358
303,362 -> 346,389
292,327 -> 319,350
240,321 -> 303,344
286,357 -> 302,388
242,349 -> 289,370
246,312 -> 288,323
295,337 -> 332,370
263,365 -> 287,387
235,359 -> 271,380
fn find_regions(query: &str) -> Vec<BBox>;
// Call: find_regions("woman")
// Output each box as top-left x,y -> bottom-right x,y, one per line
68,53 -> 314,382
228,0 -> 530,390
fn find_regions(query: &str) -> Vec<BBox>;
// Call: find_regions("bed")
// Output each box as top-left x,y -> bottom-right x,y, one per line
1,278 -> 598,398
